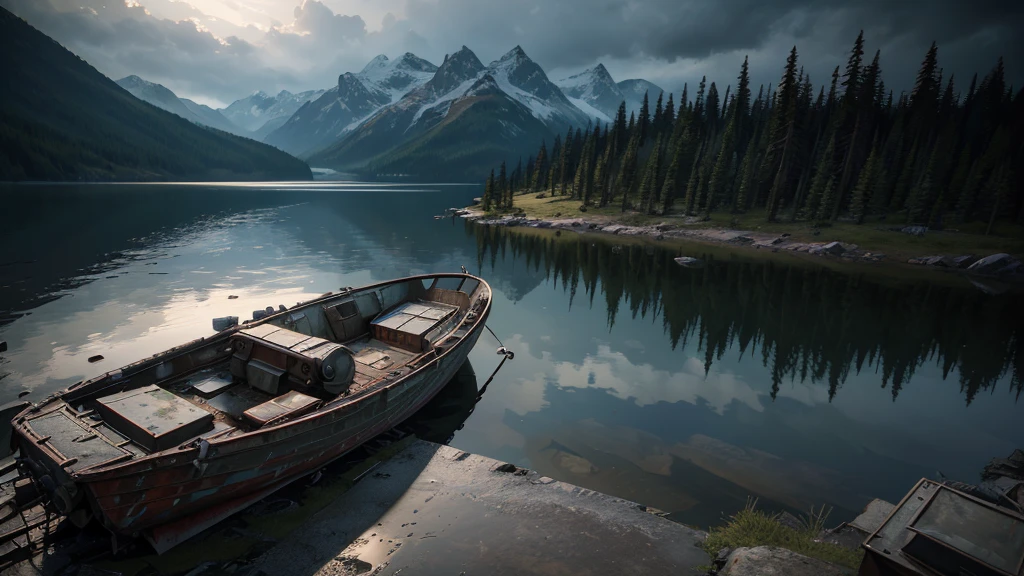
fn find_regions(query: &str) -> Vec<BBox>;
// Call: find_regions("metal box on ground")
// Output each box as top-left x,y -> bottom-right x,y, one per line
95,385 -> 214,452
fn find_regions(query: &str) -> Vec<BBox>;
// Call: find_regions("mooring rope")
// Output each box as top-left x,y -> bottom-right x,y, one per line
477,324 -> 514,401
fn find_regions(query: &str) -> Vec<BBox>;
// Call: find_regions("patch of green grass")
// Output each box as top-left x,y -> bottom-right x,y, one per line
701,500 -> 864,571
490,194 -> 1024,260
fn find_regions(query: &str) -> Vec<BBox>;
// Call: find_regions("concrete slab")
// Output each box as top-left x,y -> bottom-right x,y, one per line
250,440 -> 709,576
849,498 -> 894,534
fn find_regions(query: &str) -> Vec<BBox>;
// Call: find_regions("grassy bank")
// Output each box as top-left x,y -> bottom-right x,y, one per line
700,502 -> 864,571
487,193 -> 1024,262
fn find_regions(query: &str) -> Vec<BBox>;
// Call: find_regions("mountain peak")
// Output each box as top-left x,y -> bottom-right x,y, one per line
429,46 -> 485,96
361,54 -> 390,74
500,45 -> 529,62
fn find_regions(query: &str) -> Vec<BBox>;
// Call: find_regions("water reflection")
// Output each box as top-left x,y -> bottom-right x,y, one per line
469,224 -> 1024,406
1,183 -> 1021,531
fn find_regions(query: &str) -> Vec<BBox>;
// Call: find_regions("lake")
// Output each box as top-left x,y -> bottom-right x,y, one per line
1,182 -> 1021,530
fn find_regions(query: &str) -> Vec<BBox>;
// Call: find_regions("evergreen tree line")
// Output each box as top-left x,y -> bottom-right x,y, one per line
483,33 -> 1023,229
470,222 -> 1024,406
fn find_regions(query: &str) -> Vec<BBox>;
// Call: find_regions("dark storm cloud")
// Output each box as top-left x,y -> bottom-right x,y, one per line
1,0 -> 1020,107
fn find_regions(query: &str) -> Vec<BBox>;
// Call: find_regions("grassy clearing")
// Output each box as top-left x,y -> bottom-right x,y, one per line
700,500 -> 864,571
488,192 -> 1024,261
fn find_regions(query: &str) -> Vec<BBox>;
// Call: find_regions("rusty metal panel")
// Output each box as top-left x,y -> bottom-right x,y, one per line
96,386 -> 214,452
374,312 -> 415,331
245,360 -> 286,395
27,411 -> 128,471
243,391 -> 319,427
400,317 -> 438,338
191,374 -> 235,398
241,324 -> 280,339
262,329 -> 313,350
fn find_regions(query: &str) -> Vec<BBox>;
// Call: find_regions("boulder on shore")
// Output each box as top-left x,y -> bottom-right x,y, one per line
967,253 -> 1021,277
718,546 -> 853,576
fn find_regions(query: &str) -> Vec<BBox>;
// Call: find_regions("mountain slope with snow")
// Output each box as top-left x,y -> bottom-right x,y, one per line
617,78 -> 666,117
309,46 -> 596,177
556,63 -> 624,121
263,53 -> 437,157
220,89 -> 324,134
116,76 -> 246,136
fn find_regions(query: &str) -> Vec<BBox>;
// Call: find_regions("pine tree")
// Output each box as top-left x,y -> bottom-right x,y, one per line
482,169 -> 495,211
498,161 -> 508,208
532,141 -> 548,191
614,102 -> 628,150
764,46 -> 800,221
816,175 -> 838,221
850,141 -> 880,223
801,135 -> 835,220
638,91 -> 651,147
652,92 -> 664,138
706,82 -> 721,129
733,146 -> 756,213
617,130 -> 641,210
558,129 -> 573,196
663,93 -> 676,133
638,135 -> 663,213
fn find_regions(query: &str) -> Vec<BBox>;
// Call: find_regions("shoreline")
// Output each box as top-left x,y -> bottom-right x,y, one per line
458,206 -> 1024,284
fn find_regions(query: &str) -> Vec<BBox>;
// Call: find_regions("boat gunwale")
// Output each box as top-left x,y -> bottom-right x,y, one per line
13,273 -> 492,482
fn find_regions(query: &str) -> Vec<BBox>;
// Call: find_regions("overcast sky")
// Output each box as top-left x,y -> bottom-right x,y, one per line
3,0 -> 1022,109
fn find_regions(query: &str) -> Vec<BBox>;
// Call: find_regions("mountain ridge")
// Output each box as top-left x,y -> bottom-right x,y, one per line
0,7 -> 310,182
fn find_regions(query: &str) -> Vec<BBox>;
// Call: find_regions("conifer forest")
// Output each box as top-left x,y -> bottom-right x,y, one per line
482,33 -> 1022,233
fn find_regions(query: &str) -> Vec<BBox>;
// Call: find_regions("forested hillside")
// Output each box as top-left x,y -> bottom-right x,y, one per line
484,33 -> 1022,232
0,8 -> 311,182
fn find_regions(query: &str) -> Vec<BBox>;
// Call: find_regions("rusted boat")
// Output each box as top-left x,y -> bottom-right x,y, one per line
8,273 -> 491,552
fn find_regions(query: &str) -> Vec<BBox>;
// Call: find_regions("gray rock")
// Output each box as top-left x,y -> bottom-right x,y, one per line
967,253 -> 1020,276
734,236 -> 755,244
719,546 -> 853,575
776,511 -> 803,531
901,226 -> 928,236
822,241 -> 845,255
952,255 -> 979,269
674,256 -> 704,269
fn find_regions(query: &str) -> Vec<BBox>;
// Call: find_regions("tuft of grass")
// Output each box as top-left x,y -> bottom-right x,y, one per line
701,499 -> 863,570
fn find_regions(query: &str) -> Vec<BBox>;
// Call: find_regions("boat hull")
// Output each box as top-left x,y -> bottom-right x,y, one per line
11,273 -> 492,541
85,323 -> 484,535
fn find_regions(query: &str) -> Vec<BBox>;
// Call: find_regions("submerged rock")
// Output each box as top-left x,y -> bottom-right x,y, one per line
674,256 -> 704,268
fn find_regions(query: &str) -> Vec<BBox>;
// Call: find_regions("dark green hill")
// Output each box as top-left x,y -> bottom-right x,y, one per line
0,7 -> 311,182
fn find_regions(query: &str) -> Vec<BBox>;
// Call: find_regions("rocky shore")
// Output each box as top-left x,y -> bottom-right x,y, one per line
458,209 -> 1024,282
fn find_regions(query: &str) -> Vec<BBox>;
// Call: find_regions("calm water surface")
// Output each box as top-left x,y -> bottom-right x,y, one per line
1,182 -> 1022,529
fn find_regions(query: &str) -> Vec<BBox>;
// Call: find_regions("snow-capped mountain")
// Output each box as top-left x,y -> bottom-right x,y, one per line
617,78 -> 666,118
310,46 -> 596,174
116,75 -> 246,136
556,63 -> 624,121
485,46 -> 592,128
220,89 -> 324,134
263,53 -> 437,157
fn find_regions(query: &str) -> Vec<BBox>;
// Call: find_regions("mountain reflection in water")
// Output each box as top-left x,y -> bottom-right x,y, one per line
0,182 -> 1021,530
